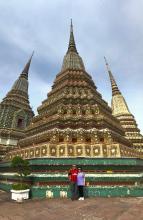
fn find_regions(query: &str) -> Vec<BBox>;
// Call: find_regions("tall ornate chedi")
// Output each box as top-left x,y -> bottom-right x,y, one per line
6,22 -> 142,161
0,54 -> 34,160
2,22 -> 143,200
105,57 -> 143,152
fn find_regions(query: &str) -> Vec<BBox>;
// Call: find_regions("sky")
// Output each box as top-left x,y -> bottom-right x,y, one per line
0,0 -> 143,132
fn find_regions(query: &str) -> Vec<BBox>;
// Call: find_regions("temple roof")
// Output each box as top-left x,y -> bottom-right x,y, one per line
61,20 -> 85,71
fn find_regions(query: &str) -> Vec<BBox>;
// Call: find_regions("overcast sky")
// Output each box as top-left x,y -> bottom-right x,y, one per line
0,0 -> 143,132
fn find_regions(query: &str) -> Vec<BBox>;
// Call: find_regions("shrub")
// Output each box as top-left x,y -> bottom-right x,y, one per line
12,183 -> 30,190
11,156 -> 31,190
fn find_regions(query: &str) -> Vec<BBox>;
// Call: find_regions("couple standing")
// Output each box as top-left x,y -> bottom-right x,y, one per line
68,165 -> 85,200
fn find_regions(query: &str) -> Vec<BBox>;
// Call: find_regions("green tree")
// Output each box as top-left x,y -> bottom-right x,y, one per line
11,156 -> 31,188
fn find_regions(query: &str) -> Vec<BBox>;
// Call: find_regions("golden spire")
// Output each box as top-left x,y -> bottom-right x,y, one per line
11,52 -> 34,93
67,19 -> 78,53
61,20 -> 85,71
104,56 -> 121,96
21,51 -> 34,79
104,56 -> 131,115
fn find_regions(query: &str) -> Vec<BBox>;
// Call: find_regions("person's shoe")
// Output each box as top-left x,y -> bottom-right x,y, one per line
81,197 -> 84,200
78,197 -> 82,200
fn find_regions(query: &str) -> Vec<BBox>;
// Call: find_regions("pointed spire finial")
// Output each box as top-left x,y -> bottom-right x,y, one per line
67,19 -> 78,53
70,18 -> 73,32
104,56 -> 111,72
21,51 -> 34,79
104,56 -> 121,96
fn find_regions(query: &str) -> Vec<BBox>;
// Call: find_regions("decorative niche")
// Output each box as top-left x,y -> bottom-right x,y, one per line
12,109 -> 27,129
17,118 -> 24,129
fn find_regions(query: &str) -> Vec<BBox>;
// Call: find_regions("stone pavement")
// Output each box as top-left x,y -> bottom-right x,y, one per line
0,190 -> 143,220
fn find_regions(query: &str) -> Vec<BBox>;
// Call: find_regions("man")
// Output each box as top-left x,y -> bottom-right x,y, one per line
68,165 -> 78,200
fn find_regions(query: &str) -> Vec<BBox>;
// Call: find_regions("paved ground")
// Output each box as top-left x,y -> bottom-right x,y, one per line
0,191 -> 143,220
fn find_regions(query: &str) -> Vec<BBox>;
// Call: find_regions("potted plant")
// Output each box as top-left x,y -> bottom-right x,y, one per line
10,156 -> 31,202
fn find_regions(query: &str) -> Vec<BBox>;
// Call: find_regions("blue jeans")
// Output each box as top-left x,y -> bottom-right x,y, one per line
70,182 -> 78,200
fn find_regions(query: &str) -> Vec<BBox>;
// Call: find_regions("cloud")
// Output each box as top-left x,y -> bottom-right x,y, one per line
0,0 -> 143,132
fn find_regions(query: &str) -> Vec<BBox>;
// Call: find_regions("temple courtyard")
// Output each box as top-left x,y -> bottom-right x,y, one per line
0,191 -> 143,220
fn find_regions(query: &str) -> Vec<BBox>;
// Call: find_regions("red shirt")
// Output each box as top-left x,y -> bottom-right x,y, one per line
68,168 -> 78,182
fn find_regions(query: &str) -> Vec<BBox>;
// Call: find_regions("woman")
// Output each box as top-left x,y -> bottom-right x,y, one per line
77,167 -> 85,200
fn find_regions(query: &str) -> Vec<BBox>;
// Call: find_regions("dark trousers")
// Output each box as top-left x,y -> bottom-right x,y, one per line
78,185 -> 84,197
70,182 -> 78,200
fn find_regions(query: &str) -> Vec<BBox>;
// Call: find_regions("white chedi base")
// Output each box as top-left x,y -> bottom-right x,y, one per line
11,189 -> 30,201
